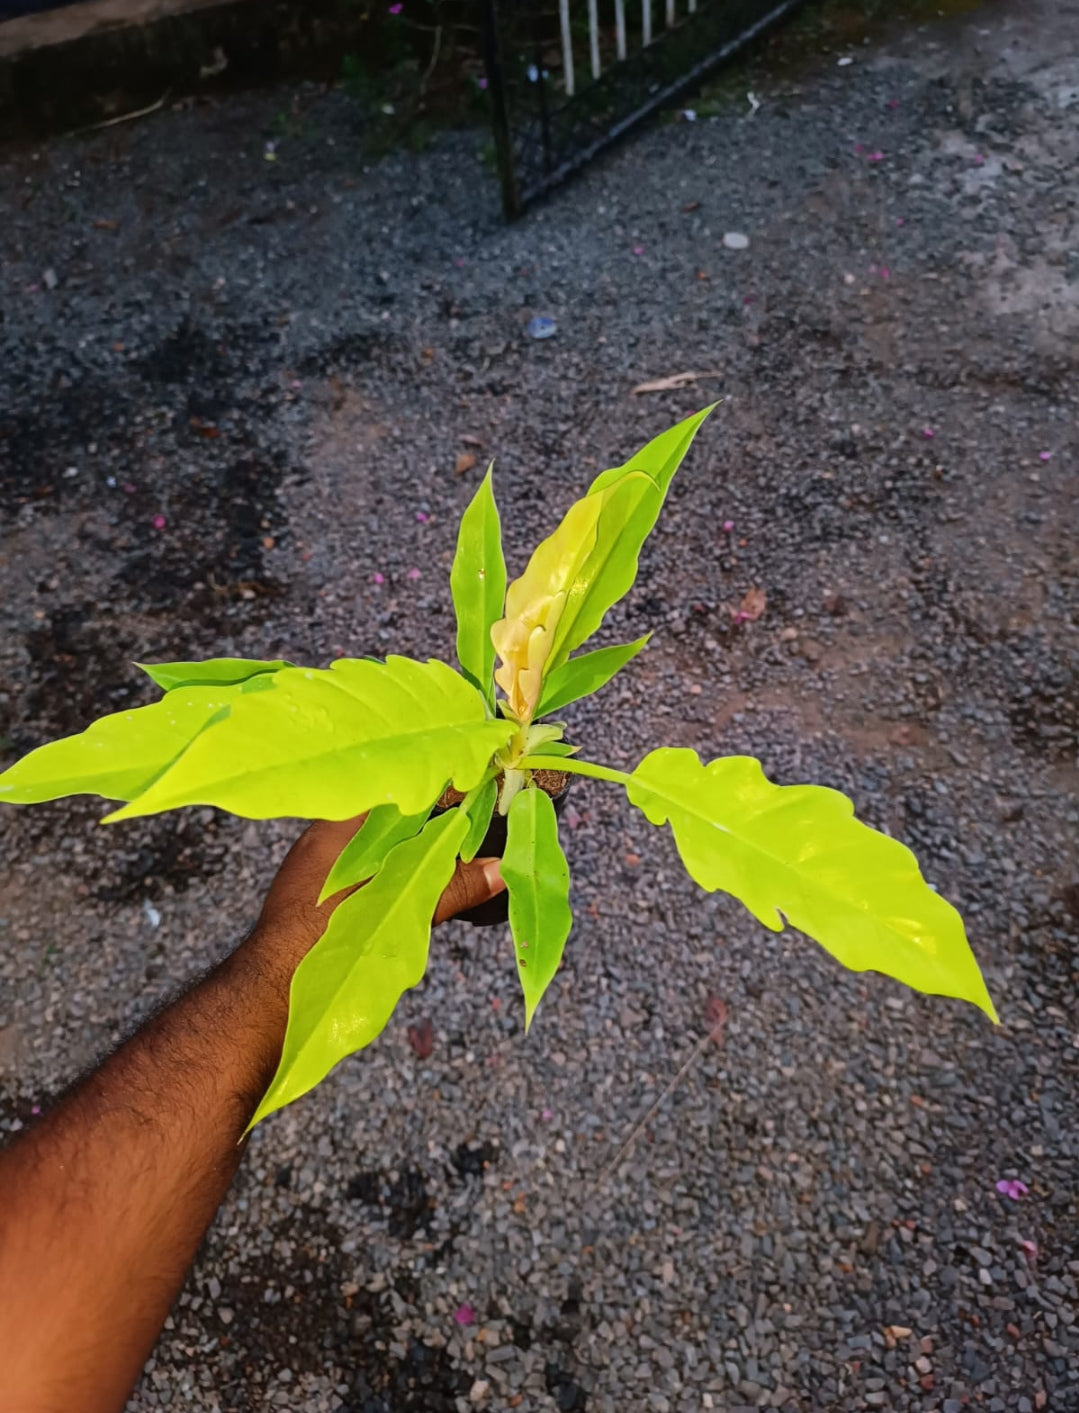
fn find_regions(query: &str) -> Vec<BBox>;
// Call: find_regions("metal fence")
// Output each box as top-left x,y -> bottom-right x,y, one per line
481,0 -> 805,217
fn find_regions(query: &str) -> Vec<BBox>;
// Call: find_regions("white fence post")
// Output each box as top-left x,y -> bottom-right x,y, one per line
615,0 -> 627,59
559,0 -> 575,95
588,0 -> 601,78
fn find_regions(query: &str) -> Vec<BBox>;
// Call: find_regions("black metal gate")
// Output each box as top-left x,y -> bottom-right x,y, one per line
481,0 -> 805,218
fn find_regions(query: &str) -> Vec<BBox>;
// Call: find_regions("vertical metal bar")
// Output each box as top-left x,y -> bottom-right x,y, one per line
588,0 -> 601,78
480,0 -> 520,219
614,0 -> 627,58
666,0 -> 675,26
688,0 -> 697,10
642,0 -> 652,47
559,0 -> 575,97
532,13 -> 554,176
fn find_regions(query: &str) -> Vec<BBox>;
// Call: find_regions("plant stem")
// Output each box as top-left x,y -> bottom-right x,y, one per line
518,756 -> 631,787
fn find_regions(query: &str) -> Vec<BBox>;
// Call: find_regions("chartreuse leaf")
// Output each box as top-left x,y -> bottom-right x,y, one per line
249,809 -> 469,1129
626,749 -> 997,1020
544,407 -> 714,670
460,776 -> 498,862
137,658 -> 288,692
318,804 -> 432,904
105,656 -> 513,823
0,685 -> 241,806
502,787 -> 572,1029
450,466 -> 506,710
535,635 -> 651,718
524,741 -> 581,759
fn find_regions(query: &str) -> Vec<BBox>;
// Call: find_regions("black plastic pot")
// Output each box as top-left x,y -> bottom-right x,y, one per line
437,773 -> 573,927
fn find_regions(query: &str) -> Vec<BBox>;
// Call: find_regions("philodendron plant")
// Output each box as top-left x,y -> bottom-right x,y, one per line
0,408 -> 996,1128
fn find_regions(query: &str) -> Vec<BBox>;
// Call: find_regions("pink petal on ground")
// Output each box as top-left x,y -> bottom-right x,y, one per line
922,427 -> 935,439
895,217 -> 906,226
415,511 -> 429,523
1019,1239 -> 1038,1265
1039,450 -> 1052,461
542,1108 -> 555,1121
867,151 -> 885,162
30,1105 -> 41,1116
388,2 -> 403,12
880,267 -> 891,279
372,572 -> 385,585
633,244 -> 645,255
407,567 -> 421,581
973,153 -> 985,165
152,514 -> 166,530
722,519 -> 735,532
454,1303 -> 476,1326
996,1178 -> 1030,1200
123,482 -> 136,494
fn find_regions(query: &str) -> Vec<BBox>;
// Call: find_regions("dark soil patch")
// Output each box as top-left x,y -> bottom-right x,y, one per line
1009,666 -> 1078,762
345,1165 -> 436,1239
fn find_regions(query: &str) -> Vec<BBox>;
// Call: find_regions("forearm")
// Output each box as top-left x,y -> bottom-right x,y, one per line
0,924 -> 303,1413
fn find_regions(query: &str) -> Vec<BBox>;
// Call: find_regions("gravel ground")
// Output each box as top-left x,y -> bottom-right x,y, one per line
2,2 -> 1078,1410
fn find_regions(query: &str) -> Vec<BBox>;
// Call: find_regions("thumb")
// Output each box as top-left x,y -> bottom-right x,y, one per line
434,856 -> 504,925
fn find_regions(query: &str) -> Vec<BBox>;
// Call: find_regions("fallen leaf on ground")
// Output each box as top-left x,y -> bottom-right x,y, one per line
730,586 -> 766,623
407,1017 -> 434,1058
705,995 -> 727,1045
631,370 -> 722,395
455,452 -> 477,474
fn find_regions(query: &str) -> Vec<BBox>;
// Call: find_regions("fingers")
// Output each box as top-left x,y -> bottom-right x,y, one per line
433,857 -> 504,926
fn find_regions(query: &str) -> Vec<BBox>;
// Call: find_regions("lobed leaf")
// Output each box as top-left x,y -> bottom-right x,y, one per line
249,810 -> 469,1128
105,656 -> 514,823
0,685 -> 242,806
626,748 -> 997,1020
318,804 -> 432,904
502,787 -> 573,1029
137,658 -> 289,692
450,466 -> 507,710
535,635 -> 651,718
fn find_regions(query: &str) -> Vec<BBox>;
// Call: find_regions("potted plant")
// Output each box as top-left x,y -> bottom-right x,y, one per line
0,407 -> 997,1130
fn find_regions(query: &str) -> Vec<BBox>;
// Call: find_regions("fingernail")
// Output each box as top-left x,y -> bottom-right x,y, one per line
481,857 -> 504,891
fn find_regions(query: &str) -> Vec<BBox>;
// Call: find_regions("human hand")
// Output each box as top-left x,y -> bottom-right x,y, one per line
256,816 -> 505,960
